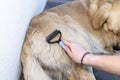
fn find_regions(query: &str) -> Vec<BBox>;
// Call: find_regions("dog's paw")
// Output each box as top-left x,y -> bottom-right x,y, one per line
91,1 -> 120,34
89,0 -> 99,17
103,5 -> 120,34
91,2 -> 112,30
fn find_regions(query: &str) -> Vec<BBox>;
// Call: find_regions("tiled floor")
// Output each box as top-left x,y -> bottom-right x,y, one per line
45,0 -> 120,80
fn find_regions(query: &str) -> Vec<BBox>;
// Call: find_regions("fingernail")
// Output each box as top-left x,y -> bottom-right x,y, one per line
59,41 -> 65,48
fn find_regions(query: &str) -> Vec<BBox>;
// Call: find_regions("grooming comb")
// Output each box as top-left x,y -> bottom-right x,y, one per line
46,29 -> 62,44
46,29 -> 65,48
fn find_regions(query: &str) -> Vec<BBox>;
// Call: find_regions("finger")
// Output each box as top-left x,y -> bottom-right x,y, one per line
61,38 -> 71,47
64,46 -> 72,57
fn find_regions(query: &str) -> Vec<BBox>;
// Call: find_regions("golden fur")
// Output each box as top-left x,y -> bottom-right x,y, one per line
21,0 -> 120,80
89,0 -> 120,34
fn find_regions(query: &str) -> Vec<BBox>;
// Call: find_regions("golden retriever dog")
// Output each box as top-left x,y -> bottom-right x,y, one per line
21,0 -> 120,80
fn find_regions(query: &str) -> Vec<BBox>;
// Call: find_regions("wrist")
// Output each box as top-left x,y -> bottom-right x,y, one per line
81,53 -> 94,65
81,52 -> 90,65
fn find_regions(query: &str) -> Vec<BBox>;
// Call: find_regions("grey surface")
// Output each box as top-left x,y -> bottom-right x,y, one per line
45,0 -> 73,10
93,68 -> 120,80
45,0 -> 120,80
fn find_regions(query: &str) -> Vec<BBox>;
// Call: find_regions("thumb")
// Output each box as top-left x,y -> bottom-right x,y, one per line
61,38 -> 71,47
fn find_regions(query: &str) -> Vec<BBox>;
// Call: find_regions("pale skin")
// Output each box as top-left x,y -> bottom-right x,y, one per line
61,38 -> 120,76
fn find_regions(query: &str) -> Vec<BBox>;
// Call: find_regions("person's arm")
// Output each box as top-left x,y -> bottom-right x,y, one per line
61,38 -> 120,76
84,54 -> 120,76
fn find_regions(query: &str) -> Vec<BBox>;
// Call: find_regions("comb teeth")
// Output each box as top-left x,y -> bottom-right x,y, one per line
46,29 -> 61,44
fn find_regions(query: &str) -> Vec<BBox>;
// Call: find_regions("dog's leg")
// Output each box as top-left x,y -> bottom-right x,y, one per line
91,1 -> 112,30
102,1 -> 120,34
93,0 -> 120,34
22,54 -> 51,80
89,0 -> 120,34
89,0 -> 99,19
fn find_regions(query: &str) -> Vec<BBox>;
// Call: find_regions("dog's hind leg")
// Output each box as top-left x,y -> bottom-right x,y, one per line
21,53 -> 51,80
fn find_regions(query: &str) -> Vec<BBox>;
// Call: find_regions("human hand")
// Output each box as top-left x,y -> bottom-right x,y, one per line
61,38 -> 88,64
